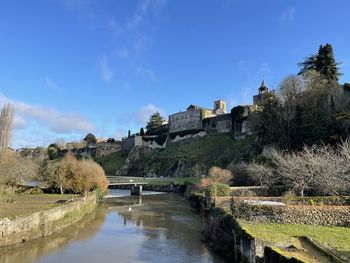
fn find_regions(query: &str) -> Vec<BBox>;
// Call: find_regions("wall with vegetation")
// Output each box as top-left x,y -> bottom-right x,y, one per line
0,194 -> 97,247
232,202 -> 350,227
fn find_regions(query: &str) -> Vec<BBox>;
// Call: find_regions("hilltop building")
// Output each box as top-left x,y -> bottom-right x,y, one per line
253,80 -> 270,105
169,100 -> 227,134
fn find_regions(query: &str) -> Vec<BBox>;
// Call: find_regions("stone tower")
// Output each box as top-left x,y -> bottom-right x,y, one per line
253,80 -> 269,105
214,100 -> 227,113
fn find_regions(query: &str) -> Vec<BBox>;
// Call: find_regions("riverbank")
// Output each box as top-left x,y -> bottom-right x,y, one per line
189,194 -> 350,263
0,193 -> 97,247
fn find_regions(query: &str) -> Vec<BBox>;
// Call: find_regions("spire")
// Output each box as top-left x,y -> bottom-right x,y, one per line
259,80 -> 268,94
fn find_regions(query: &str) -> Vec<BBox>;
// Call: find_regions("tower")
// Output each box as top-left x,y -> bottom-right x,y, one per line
214,100 -> 226,113
253,80 -> 269,105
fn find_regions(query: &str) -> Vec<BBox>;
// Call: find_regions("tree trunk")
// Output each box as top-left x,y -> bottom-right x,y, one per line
60,185 -> 63,195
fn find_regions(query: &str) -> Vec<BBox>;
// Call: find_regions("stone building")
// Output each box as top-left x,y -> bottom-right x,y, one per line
95,141 -> 122,158
169,100 -> 227,134
253,80 -> 270,105
203,113 -> 232,133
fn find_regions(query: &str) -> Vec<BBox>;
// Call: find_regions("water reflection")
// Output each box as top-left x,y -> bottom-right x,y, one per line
0,191 -> 226,263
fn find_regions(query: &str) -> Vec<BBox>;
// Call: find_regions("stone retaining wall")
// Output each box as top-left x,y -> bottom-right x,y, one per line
232,203 -> 350,227
0,193 -> 97,247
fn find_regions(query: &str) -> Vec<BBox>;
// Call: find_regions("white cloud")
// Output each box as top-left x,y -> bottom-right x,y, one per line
137,66 -> 156,80
100,56 -> 114,83
136,103 -> 164,124
0,93 -> 95,143
280,8 -> 296,21
45,77 -> 63,92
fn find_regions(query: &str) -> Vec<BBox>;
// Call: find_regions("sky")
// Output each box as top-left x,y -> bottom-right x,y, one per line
0,0 -> 349,148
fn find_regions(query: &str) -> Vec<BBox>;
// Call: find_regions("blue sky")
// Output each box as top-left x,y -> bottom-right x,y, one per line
0,0 -> 349,148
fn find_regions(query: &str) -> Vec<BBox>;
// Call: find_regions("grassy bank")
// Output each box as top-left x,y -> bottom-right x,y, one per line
0,194 -> 77,218
95,151 -> 127,175
241,222 -> 350,262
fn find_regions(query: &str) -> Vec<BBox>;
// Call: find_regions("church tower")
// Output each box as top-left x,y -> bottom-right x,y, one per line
253,80 -> 269,105
214,100 -> 227,113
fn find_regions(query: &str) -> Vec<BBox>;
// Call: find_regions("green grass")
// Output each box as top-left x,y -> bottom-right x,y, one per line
240,222 -> 350,261
153,133 -> 256,165
95,151 -> 127,175
148,176 -> 201,186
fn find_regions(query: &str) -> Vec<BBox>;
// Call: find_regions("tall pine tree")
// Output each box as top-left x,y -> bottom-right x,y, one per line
146,112 -> 164,132
298,43 -> 341,82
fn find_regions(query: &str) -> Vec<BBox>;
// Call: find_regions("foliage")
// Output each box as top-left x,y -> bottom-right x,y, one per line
231,105 -> 246,121
95,151 -> 127,175
84,133 -> 97,144
47,143 -> 59,160
146,112 -> 165,132
205,183 -> 231,197
270,140 -> 350,197
140,127 -> 145,136
250,92 -> 284,146
246,161 -> 275,186
208,166 -> 233,184
107,138 -> 115,142
298,43 -> 341,82
39,154 -> 108,194
0,150 -> 38,187
251,69 -> 349,149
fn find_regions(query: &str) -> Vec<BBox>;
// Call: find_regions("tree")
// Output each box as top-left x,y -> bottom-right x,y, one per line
278,75 -> 304,148
107,138 -> 115,142
140,127 -> 145,136
47,143 -> 59,160
146,112 -> 164,132
0,103 -> 14,157
0,150 -> 38,187
128,130 -> 131,138
246,161 -> 275,186
39,153 -> 108,194
298,43 -> 341,82
84,133 -> 97,144
250,92 -> 284,146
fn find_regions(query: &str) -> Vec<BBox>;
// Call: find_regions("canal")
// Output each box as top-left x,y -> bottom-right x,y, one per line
0,190 -> 227,263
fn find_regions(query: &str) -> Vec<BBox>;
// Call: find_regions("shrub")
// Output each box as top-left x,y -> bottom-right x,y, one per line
39,154 -> 108,195
227,163 -> 253,186
215,183 -> 231,196
206,183 -> 231,197
208,166 -> 233,184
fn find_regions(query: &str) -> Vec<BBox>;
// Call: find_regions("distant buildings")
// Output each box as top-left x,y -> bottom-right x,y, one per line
168,100 -> 227,134
121,82 -> 272,151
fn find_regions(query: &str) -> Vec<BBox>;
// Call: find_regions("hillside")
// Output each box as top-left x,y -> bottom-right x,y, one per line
95,151 -> 127,175
105,133 -> 259,177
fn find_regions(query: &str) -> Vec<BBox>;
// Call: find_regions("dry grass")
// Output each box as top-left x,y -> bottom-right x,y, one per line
0,194 -> 77,218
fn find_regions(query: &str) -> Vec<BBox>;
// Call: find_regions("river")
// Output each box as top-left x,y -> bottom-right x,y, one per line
0,190 -> 227,263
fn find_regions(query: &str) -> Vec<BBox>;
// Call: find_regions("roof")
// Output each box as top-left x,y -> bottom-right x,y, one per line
186,104 -> 213,111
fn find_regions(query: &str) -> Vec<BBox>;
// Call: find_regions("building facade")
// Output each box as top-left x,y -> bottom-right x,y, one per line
168,100 -> 227,134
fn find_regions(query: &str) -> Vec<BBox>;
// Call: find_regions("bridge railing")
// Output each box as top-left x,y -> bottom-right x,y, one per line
106,176 -> 166,185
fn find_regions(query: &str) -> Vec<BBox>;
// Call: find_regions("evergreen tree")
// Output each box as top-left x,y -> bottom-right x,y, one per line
128,130 -> 131,138
298,43 -> 341,82
83,133 -> 97,144
140,127 -> 145,136
146,112 -> 164,132
316,44 -> 340,82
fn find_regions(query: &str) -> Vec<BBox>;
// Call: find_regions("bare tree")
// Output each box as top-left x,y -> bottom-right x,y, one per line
246,161 -> 275,186
0,103 -> 14,157
271,141 -> 350,197
272,147 -> 321,196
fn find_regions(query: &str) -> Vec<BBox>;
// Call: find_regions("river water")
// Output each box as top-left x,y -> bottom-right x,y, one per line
0,190 -> 227,263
